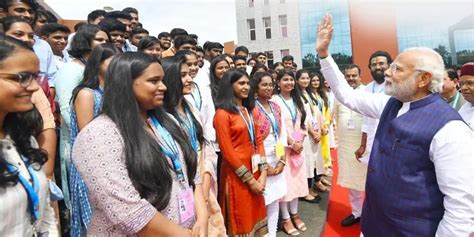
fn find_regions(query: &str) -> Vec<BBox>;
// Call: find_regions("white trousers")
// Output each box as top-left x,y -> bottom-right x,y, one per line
266,200 -> 279,237
349,189 -> 364,218
279,198 -> 299,219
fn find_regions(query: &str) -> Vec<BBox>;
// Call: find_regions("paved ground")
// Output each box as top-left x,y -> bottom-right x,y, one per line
276,189 -> 330,237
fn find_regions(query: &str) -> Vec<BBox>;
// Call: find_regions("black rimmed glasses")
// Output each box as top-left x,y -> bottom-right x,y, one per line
0,72 -> 38,88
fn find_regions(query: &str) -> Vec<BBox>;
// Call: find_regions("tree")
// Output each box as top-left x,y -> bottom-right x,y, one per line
433,45 -> 452,67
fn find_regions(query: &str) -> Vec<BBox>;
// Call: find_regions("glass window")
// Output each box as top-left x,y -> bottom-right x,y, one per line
263,17 -> 272,39
248,0 -> 254,7
266,50 -> 274,66
281,49 -> 290,57
279,15 -> 288,38
280,0 -> 285,3
247,19 -> 256,41
264,0 -> 269,5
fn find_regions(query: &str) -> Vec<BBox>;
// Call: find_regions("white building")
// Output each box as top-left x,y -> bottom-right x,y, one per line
235,0 -> 302,68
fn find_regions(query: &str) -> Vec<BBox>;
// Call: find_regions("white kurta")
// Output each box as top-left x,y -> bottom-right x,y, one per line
262,119 -> 288,205
334,85 -> 367,191
320,55 -> 474,237
458,101 -> 474,130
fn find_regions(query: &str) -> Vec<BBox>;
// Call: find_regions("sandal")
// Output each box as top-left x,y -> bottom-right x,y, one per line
313,181 -> 329,193
321,177 -> 332,186
282,218 -> 300,236
290,214 -> 307,232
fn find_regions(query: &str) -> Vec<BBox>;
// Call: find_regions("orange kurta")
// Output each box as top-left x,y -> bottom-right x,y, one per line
214,108 -> 268,237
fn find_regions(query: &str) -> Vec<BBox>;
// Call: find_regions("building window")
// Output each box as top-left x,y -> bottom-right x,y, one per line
279,15 -> 288,38
266,50 -> 274,66
264,0 -> 269,5
281,49 -> 290,58
247,19 -> 256,41
248,0 -> 254,7
263,17 -> 272,39
280,0 -> 285,3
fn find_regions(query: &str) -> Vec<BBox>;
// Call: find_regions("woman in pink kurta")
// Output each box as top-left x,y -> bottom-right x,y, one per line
271,70 -> 309,236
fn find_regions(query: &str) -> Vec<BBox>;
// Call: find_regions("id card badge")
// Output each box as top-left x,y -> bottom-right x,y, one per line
347,118 -> 356,130
275,143 -> 285,158
178,187 -> 195,224
251,154 -> 261,173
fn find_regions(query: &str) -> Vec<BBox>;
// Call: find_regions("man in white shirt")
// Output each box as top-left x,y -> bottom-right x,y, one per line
316,15 -> 473,236
356,51 -> 392,165
458,63 -> 474,130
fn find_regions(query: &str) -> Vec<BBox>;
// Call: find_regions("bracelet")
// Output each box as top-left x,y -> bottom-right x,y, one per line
258,162 -> 268,171
278,159 -> 287,166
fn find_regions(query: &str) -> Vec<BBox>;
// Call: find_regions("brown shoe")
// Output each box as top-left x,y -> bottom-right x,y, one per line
313,181 -> 329,193
282,218 -> 300,236
290,214 -> 307,232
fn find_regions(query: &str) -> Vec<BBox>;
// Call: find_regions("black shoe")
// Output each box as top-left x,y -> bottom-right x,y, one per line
299,195 -> 322,203
341,214 -> 360,227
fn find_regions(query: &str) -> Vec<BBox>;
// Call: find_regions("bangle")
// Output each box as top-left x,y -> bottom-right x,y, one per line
278,159 -> 286,166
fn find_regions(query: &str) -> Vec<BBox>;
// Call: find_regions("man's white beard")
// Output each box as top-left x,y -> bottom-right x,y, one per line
385,74 -> 418,102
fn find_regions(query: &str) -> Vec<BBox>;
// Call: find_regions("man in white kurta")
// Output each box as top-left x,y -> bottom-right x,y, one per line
316,15 -> 473,236
335,65 -> 367,227
458,63 -> 474,130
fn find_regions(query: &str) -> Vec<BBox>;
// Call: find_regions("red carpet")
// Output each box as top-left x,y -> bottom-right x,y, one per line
323,149 -> 361,237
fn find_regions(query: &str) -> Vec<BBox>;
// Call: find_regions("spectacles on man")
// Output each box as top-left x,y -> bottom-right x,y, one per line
0,72 -> 38,88
389,63 -> 425,75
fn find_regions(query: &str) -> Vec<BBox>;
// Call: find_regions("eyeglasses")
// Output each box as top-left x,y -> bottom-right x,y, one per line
0,72 -> 38,88
389,63 -> 425,75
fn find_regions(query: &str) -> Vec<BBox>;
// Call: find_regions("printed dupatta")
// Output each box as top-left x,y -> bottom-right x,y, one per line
251,101 -> 282,140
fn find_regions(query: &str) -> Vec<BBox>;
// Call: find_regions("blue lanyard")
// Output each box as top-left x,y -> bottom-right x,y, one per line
5,156 -> 40,223
178,108 -> 199,152
256,101 -> 279,140
279,94 -> 297,127
149,114 -> 185,182
191,83 -> 202,111
236,106 -> 256,150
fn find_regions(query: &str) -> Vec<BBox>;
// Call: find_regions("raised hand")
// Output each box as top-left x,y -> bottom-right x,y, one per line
316,14 -> 334,58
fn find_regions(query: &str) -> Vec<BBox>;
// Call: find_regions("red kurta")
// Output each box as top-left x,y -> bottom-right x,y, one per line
214,108 -> 268,237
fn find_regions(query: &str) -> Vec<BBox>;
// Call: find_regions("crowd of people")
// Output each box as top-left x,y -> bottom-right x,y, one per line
0,1 -> 472,237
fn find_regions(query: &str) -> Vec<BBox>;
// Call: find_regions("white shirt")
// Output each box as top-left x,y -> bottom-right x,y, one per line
458,101 -> 474,130
360,81 -> 385,164
320,55 -> 474,237
195,59 -> 211,89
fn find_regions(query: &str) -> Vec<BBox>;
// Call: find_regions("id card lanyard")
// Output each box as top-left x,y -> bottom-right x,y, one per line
149,114 -> 186,182
256,101 -> 279,142
178,108 -> 199,152
190,83 -> 202,111
236,106 -> 256,152
6,156 -> 40,229
279,94 -> 297,128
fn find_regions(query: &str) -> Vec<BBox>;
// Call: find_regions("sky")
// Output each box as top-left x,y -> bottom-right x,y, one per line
44,0 -> 238,44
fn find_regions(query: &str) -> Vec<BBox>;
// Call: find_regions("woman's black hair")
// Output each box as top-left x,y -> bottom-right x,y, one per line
248,71 -> 273,111
296,69 -> 317,104
161,55 -> 204,146
101,52 -> 196,210
69,24 -> 110,58
137,36 -> 160,51
209,54 -> 230,102
215,69 -> 250,113
1,16 -> 31,32
71,43 -> 120,104
250,63 -> 268,77
0,35 -> 46,188
174,49 -> 197,59
309,71 -> 328,109
276,69 -> 306,129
